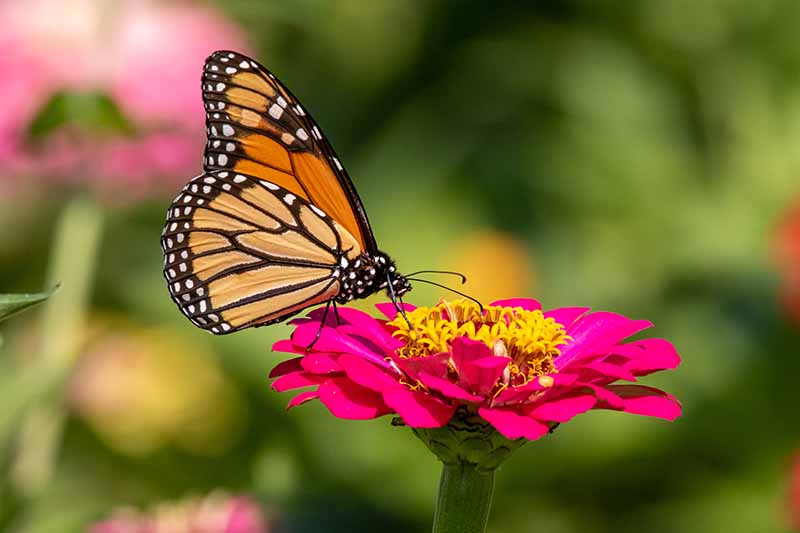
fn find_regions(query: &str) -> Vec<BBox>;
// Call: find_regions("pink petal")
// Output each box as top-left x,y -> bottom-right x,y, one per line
337,354 -> 402,393
493,373 -> 579,404
543,307 -> 591,329
287,390 -> 318,409
605,385 -> 682,420
451,338 -> 509,395
291,324 -> 391,369
318,378 -> 391,419
383,389 -> 455,427
271,372 -> 326,392
557,312 -> 653,369
268,357 -> 303,378
580,382 -> 625,410
392,352 -> 450,381
418,372 -> 484,403
578,361 -> 637,382
301,353 -> 342,374
489,298 -> 542,311
375,301 -> 417,320
271,339 -> 301,355
478,407 -> 550,440
614,338 -> 681,375
527,393 -> 596,422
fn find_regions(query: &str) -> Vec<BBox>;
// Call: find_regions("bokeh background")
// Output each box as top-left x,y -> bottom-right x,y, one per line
2,0 -> 800,531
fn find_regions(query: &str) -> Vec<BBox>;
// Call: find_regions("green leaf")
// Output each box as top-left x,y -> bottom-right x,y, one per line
27,91 -> 134,139
0,287 -> 58,324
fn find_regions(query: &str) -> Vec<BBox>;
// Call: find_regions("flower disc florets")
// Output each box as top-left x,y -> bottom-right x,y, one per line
390,300 -> 567,386
270,297 -> 681,441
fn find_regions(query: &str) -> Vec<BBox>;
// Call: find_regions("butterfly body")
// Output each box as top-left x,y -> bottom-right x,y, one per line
162,51 -> 409,334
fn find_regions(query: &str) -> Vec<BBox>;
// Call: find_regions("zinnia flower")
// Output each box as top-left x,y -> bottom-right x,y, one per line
91,491 -> 268,533
270,298 -> 681,441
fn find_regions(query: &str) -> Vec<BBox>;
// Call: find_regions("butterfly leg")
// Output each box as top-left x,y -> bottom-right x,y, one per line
386,272 -> 412,328
332,300 -> 342,326
305,299 -> 333,352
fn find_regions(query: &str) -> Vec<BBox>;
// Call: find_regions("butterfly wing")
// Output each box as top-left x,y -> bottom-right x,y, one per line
200,50 -> 378,255
162,170 -> 362,334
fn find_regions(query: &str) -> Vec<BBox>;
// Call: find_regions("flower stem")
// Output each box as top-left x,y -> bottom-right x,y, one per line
432,462 -> 495,533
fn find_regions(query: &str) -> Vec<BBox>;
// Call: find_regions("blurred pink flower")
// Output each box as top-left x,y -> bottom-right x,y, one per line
271,298 -> 681,441
0,0 -> 248,197
774,200 -> 800,324
91,492 -> 269,533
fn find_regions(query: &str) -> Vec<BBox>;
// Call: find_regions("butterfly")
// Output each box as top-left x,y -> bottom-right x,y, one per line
161,50 -> 412,335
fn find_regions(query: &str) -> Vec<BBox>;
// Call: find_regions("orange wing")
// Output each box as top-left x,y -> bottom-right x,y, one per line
162,170 -> 362,334
200,50 -> 377,254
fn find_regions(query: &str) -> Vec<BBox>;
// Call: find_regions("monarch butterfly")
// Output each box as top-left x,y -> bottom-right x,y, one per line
161,50 -> 412,335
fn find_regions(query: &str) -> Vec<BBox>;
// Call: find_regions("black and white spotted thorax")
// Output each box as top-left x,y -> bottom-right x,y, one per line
334,251 -> 411,303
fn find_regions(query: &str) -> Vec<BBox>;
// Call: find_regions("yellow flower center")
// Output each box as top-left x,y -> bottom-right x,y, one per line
389,299 -> 569,384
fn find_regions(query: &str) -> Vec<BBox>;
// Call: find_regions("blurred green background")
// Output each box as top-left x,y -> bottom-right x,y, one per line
2,0 -> 800,531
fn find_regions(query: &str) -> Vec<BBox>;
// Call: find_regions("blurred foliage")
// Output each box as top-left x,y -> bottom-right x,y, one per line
2,0 -> 800,532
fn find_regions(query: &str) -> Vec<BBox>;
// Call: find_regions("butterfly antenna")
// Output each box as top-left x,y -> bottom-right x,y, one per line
387,272 -> 412,328
406,277 -> 484,312
404,270 -> 467,284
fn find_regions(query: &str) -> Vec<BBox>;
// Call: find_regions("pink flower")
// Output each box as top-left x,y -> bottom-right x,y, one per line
270,299 -> 681,441
0,0 -> 248,197
91,492 -> 269,533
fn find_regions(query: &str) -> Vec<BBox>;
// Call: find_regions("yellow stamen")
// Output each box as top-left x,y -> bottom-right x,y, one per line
389,299 -> 569,385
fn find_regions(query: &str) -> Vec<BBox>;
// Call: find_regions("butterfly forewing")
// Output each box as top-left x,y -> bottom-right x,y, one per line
161,170 -> 362,334
200,50 -> 377,254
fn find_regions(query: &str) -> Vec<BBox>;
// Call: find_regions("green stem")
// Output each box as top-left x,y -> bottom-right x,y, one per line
432,462 -> 495,533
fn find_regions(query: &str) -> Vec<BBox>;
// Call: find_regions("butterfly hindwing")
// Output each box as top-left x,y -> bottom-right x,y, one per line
161,170 -> 362,334
200,50 -> 377,254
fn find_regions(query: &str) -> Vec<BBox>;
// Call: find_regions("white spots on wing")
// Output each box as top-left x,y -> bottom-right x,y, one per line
210,65 -> 219,72
212,140 -> 220,148
311,205 -> 326,218
296,128 -> 308,141
197,317 -> 207,325
218,171 -> 229,178
184,222 -> 190,229
227,53 -> 235,58
203,176 -> 216,184
239,60 -> 250,68
203,185 -> 211,194
176,233 -> 185,243
217,102 -> 225,110
168,268 -> 176,278
169,254 -> 176,263
196,287 -> 204,296
215,82 -> 225,92
179,263 -> 187,273
222,124 -> 235,136
221,323 -> 231,332
207,156 -> 214,166
182,294 -> 191,302
210,126 -> 218,136
173,282 -> 180,291
187,304 -> 195,313
220,56 -> 229,63
190,184 -> 198,193
332,157 -> 343,171
166,238 -> 173,248
170,222 -> 177,231
186,279 -> 194,289
181,250 -> 189,259
225,66 -> 237,74
218,154 -> 229,166
222,183 -> 231,191
280,132 -> 294,145
268,103 -> 283,119
172,208 -> 180,217
340,257 -> 349,268
211,327 -> 219,334
225,142 -> 235,152
199,300 -> 208,313
294,105 -> 305,116
262,181 -> 278,190
209,313 -> 219,322
196,199 -> 205,205
276,96 -> 287,108
312,126 -> 322,140
213,113 -> 220,119
283,193 -> 296,205
233,174 -> 247,183
181,195 -> 190,204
